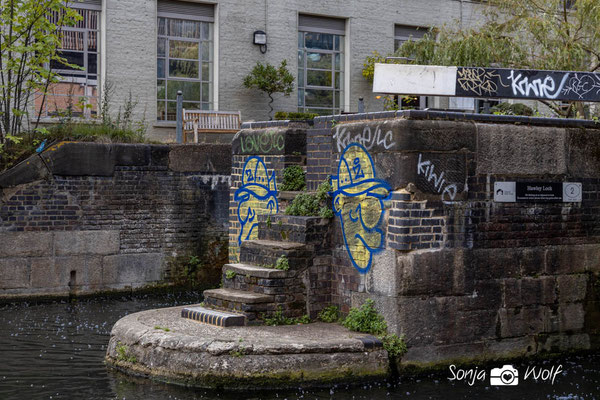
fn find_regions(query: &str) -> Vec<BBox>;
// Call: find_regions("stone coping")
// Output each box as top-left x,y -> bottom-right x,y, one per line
105,305 -> 388,389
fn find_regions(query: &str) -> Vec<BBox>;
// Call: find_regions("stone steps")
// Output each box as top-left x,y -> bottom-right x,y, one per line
203,287 -> 278,324
222,263 -> 303,296
240,239 -> 310,269
258,215 -> 331,249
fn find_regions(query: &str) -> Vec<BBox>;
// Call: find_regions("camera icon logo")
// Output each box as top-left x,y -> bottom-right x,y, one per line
490,365 -> 519,386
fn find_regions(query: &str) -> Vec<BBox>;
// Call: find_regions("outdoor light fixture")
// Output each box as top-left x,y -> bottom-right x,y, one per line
253,30 -> 267,53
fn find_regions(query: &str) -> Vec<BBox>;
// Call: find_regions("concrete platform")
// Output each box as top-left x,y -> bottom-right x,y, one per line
105,304 -> 389,389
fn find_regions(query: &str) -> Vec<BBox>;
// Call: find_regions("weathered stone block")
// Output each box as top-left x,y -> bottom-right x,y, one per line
331,119 -> 476,154
44,142 -> 115,176
559,303 -> 585,331
0,232 -> 52,257
169,144 -> 231,173
498,306 -> 549,338
566,127 -> 600,177
232,128 -> 306,156
395,250 -> 467,297
102,253 -> 165,285
54,256 -> 103,288
557,274 -> 588,303
0,258 -> 29,289
54,230 -> 120,256
476,124 -> 567,175
546,245 -> 587,275
30,258 -> 66,288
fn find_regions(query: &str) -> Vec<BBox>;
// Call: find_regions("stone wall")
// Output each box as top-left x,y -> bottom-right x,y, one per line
307,111 -> 600,366
0,142 -> 231,300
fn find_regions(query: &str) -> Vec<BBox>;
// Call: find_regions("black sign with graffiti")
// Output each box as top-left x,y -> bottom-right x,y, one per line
455,67 -> 600,102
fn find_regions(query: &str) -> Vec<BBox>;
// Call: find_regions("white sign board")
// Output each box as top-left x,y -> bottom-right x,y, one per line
563,182 -> 582,202
372,64 -> 457,95
494,182 -> 516,202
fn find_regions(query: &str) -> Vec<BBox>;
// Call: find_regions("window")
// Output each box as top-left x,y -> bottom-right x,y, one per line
298,15 -> 345,115
37,1 -> 101,118
157,1 -> 214,121
394,25 -> 427,52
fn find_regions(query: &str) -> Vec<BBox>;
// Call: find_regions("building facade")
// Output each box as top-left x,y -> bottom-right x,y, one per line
46,0 -> 484,141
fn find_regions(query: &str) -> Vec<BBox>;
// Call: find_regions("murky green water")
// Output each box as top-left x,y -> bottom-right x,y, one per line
0,293 -> 598,400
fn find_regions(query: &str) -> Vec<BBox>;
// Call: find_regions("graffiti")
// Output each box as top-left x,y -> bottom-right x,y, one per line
507,70 -> 568,100
190,174 -> 231,190
331,143 -> 391,274
234,156 -> 278,245
455,66 -> 600,103
417,154 -> 458,201
333,124 -> 395,153
562,73 -> 600,99
457,68 -> 506,96
239,130 -> 285,154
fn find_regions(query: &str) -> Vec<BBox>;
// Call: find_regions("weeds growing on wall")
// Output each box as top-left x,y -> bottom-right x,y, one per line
317,305 -> 340,323
342,299 -> 407,365
280,165 -> 306,191
285,180 -> 333,218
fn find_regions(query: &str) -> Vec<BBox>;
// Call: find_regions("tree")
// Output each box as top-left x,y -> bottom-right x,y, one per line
243,59 -> 295,120
0,0 -> 80,144
363,0 -> 600,118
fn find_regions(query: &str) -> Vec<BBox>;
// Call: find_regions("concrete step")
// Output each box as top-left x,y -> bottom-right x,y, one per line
181,305 -> 245,327
223,263 -> 296,279
204,288 -> 274,304
257,214 -> 332,246
222,263 -> 304,295
240,239 -> 310,269
203,288 -> 277,324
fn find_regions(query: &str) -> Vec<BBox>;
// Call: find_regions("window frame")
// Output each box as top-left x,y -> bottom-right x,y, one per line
156,16 -> 214,121
297,30 -> 345,115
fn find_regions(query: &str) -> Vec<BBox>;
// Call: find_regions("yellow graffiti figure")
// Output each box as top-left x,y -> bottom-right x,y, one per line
331,143 -> 391,274
234,156 -> 279,245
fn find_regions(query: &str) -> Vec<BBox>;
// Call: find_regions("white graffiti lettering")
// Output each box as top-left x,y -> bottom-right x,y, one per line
191,174 -> 231,190
333,124 -> 395,153
417,154 -> 458,201
507,70 -> 569,100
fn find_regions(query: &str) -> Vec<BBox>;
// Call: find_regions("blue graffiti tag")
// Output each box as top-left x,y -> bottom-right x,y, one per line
234,156 -> 279,245
330,143 -> 391,274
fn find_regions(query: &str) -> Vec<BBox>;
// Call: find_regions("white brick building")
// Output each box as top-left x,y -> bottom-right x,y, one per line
49,0 -> 485,141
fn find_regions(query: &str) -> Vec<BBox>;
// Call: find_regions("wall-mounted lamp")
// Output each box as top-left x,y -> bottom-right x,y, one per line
253,30 -> 267,54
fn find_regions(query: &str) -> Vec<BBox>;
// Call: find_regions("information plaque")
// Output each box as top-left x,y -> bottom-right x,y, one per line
494,182 -> 582,203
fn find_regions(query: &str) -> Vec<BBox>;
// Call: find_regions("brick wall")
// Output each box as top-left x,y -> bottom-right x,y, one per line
228,122 -> 307,262
309,111 -> 600,365
0,142 -> 231,300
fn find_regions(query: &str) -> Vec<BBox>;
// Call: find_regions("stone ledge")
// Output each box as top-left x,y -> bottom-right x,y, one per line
105,305 -> 389,389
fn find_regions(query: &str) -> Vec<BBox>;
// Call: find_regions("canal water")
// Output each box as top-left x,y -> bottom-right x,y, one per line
1,293 -> 598,400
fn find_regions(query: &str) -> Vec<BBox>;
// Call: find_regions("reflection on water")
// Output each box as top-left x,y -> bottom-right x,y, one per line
0,293 -> 599,400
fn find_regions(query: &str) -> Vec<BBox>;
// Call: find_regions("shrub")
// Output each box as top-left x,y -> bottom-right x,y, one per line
280,165 -> 306,191
318,305 -> 340,323
342,299 -> 407,362
342,299 -> 387,335
225,270 -> 236,280
491,102 -> 534,116
275,255 -> 290,271
285,180 -> 333,218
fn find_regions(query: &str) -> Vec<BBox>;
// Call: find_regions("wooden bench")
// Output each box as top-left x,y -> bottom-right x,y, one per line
183,109 -> 242,143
